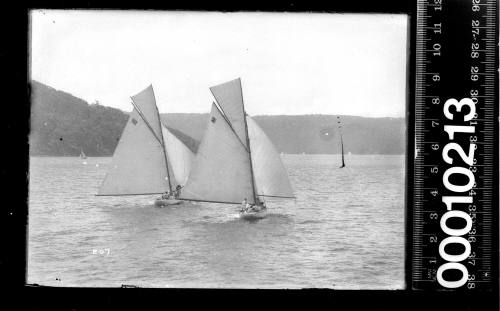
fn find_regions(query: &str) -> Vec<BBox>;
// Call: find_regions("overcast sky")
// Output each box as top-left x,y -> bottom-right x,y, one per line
31,10 -> 408,117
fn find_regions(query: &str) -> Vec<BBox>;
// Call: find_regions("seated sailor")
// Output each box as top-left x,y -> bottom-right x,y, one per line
241,198 -> 255,213
174,185 -> 182,198
250,198 -> 265,212
241,198 -> 248,212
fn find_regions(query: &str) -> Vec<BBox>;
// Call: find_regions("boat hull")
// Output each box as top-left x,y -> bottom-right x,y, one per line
154,198 -> 183,207
239,209 -> 268,220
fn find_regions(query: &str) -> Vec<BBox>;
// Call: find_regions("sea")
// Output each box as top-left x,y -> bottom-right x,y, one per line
28,154 -> 405,289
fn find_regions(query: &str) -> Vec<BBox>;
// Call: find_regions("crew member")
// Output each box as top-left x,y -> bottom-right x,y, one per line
241,198 -> 248,212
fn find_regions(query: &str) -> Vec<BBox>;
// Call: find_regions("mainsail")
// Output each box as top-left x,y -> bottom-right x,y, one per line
179,103 -> 255,204
98,85 -> 194,196
247,116 -> 294,198
97,108 -> 169,195
180,78 -> 294,205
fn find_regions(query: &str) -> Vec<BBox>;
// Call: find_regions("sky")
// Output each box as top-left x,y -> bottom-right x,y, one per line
30,10 -> 408,117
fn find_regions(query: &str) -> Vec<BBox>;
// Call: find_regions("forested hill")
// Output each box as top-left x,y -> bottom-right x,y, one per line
29,81 -> 198,156
160,114 -> 405,155
29,80 -> 405,156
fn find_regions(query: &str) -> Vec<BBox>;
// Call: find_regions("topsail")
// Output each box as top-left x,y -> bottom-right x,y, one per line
130,85 -> 163,142
209,78 -> 249,149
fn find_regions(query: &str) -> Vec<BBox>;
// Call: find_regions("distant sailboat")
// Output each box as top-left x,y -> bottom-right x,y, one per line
97,85 -> 195,206
337,116 -> 346,168
178,78 -> 294,219
80,148 -> 87,159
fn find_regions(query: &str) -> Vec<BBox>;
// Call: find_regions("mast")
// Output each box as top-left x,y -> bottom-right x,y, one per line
340,133 -> 346,168
151,87 -> 173,192
240,79 -> 258,205
337,116 -> 346,168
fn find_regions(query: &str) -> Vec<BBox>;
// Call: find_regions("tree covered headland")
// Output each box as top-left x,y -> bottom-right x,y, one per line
30,80 -> 405,156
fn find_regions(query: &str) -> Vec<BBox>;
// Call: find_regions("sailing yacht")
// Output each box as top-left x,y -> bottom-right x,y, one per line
97,85 -> 195,206
178,78 -> 294,219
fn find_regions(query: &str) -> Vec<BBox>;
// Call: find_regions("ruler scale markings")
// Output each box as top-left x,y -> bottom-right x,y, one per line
411,0 -> 497,291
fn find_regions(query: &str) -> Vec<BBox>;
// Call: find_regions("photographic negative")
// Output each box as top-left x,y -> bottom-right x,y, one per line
28,10 -> 408,289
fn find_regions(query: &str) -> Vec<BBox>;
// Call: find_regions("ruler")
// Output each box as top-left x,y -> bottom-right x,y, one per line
411,0 -> 498,290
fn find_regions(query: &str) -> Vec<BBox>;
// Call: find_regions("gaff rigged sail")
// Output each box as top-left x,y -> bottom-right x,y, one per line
97,108 -> 169,195
98,84 -> 195,195
179,103 -> 255,204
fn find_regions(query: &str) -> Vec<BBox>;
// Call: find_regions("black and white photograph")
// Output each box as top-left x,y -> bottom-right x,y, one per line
28,10 -> 408,289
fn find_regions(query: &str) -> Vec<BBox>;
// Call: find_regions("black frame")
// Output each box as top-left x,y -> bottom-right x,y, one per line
4,1 -> 498,309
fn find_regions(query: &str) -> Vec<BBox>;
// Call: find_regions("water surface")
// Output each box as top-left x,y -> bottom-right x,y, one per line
28,154 -> 405,289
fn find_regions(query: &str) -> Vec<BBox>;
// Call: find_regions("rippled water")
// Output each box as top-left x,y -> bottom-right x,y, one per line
28,154 -> 405,289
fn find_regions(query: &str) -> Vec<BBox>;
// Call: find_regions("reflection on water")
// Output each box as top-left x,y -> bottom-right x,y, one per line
28,154 -> 405,289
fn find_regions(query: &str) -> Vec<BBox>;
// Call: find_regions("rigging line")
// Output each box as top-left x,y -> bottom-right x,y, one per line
239,78 -> 258,205
256,194 -> 297,199
95,192 -> 166,197
177,197 -> 244,205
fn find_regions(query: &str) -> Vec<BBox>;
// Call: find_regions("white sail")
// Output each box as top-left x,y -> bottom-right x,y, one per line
131,85 -> 178,189
97,108 -> 169,195
130,85 -> 163,142
209,78 -> 249,149
179,103 -> 255,204
247,116 -> 295,198
161,124 -> 195,187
